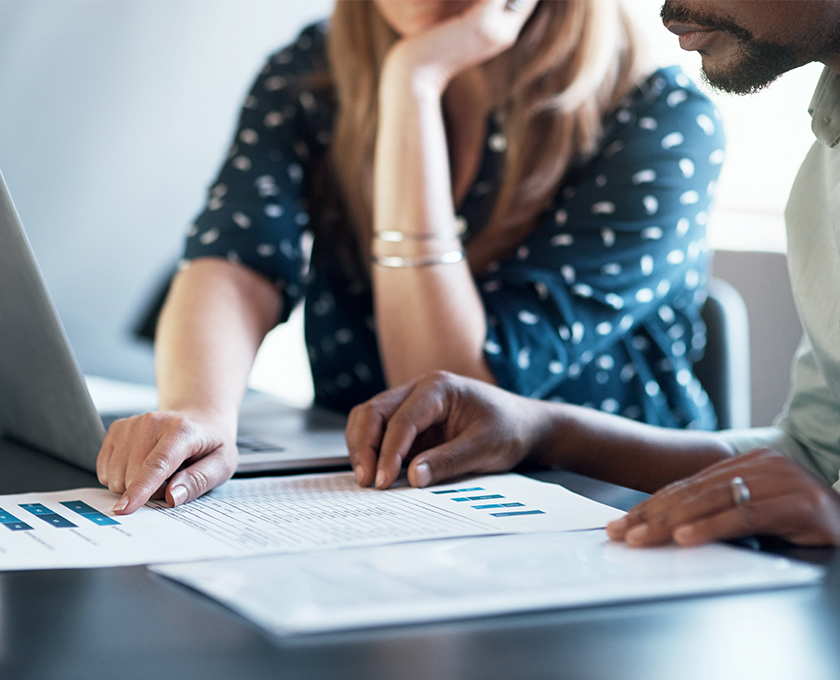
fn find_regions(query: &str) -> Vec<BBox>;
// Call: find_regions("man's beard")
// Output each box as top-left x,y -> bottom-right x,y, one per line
660,1 -> 801,95
700,41 -> 800,95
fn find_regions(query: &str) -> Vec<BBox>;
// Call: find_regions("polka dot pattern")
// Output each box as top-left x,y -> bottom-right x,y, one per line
182,23 -> 721,427
478,66 -> 723,429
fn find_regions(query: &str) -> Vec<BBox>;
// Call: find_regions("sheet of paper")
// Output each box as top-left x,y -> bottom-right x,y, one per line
0,472 -> 623,570
0,488 -> 230,570
152,530 -> 825,636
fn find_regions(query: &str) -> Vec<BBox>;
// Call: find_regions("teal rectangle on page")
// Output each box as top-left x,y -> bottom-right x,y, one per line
431,487 -> 485,495
490,510 -> 546,517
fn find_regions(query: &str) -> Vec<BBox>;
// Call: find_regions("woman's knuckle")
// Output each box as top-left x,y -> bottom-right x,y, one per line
108,480 -> 126,494
425,370 -> 452,387
144,454 -> 174,477
187,468 -> 212,494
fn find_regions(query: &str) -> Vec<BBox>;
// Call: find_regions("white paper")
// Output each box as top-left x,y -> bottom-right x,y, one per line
0,472 -> 623,570
151,530 -> 825,636
0,488 -> 230,569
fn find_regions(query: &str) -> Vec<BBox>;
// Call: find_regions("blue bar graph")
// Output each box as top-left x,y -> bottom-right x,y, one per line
431,487 -> 485,495
471,502 -> 525,510
0,507 -> 33,531
452,494 -> 504,502
490,510 -> 546,517
19,503 -> 77,528
61,501 -> 120,526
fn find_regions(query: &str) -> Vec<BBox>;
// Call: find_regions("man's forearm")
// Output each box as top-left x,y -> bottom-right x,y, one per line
531,401 -> 736,493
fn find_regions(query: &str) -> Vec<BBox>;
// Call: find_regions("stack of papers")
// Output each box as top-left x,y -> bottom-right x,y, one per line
0,471 -> 823,636
152,530 -> 824,636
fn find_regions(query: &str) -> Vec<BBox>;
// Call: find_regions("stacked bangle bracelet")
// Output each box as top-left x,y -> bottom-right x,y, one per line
372,223 -> 466,267
375,230 -> 442,243
371,250 -> 464,268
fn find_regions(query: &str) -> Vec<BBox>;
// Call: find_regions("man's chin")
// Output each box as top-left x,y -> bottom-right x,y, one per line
700,66 -> 779,95
700,39 -> 804,96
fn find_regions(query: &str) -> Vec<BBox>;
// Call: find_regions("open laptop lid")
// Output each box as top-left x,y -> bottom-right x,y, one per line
0,169 -> 350,476
0,169 -> 106,470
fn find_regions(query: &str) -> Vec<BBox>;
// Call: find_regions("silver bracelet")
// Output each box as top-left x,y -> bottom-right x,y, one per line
374,219 -> 467,243
373,231 -> 446,243
371,250 -> 464,268
374,231 -> 458,243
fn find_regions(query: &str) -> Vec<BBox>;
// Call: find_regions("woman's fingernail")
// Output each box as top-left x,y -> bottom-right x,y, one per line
112,496 -> 128,513
170,485 -> 188,507
375,469 -> 386,489
414,463 -> 432,488
625,523 -> 650,545
354,466 -> 366,486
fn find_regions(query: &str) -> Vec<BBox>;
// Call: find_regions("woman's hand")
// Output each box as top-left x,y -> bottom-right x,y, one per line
98,258 -> 280,515
346,371 -> 551,489
383,0 -> 540,93
607,448 -> 840,548
97,410 -> 239,515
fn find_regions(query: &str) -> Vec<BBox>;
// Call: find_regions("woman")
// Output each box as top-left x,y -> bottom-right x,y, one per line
99,0 -> 724,514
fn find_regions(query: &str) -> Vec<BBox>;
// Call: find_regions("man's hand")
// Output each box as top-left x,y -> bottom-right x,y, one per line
607,448 -> 840,547
97,410 -> 239,515
346,371 -> 549,489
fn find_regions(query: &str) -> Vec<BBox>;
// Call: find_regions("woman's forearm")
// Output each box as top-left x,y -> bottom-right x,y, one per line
155,258 -> 282,432
372,52 -> 493,387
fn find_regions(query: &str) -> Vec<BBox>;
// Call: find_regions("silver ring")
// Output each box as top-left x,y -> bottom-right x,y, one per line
504,0 -> 524,12
729,476 -> 751,506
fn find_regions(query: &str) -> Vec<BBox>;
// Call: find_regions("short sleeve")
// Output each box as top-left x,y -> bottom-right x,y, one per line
182,23 -> 333,324
480,68 -> 725,403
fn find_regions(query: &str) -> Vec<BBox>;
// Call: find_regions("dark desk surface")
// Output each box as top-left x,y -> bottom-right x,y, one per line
1,438 -> 838,680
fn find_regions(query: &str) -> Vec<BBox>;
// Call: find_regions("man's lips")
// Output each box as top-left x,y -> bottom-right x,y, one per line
664,22 -> 719,51
665,22 -> 710,37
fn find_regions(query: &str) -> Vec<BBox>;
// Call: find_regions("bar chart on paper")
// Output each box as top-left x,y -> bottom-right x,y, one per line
1,500 -> 120,533
0,473 -> 625,571
431,485 -> 546,517
0,488 -> 234,570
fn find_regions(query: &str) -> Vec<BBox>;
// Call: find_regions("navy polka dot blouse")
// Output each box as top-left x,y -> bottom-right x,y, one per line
184,22 -> 725,428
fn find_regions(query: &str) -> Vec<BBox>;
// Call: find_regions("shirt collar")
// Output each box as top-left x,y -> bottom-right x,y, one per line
809,66 -> 840,148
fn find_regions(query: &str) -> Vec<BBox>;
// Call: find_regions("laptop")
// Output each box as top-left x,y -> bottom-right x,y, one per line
0,169 -> 350,475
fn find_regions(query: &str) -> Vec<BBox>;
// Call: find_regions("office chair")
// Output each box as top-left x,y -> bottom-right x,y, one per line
693,277 -> 751,430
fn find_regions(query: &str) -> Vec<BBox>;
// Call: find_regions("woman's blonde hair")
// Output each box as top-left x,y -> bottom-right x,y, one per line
324,0 -> 648,273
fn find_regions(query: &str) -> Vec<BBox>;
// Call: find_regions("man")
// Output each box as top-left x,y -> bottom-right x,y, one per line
344,0 -> 840,547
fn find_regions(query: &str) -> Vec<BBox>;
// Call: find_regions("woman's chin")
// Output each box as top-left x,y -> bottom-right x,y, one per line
374,0 -> 478,38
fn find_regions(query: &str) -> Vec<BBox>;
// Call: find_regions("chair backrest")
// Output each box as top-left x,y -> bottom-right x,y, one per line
693,277 -> 751,430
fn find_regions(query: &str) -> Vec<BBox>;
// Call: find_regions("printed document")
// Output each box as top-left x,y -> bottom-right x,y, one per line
152,530 -> 825,636
0,472 -> 623,570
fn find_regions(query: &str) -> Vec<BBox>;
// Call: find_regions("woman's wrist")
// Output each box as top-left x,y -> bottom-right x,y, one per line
380,42 -> 451,107
155,399 -> 239,438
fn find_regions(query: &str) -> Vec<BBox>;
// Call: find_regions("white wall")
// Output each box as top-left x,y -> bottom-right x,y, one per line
0,0 -> 330,401
633,0 -> 822,252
